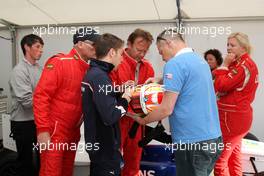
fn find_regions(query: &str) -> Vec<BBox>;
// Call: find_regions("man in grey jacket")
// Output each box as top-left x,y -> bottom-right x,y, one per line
9,34 -> 44,176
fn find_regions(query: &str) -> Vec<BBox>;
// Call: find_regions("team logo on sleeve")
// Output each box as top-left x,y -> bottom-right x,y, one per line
165,73 -> 173,79
231,69 -> 238,75
74,55 -> 79,60
46,64 -> 54,70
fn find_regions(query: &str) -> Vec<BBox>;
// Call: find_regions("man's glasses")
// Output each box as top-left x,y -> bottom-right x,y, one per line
83,40 -> 94,45
157,36 -> 168,42
156,36 -> 167,42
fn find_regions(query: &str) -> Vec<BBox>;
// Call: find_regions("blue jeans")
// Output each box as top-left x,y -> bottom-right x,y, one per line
174,136 -> 222,176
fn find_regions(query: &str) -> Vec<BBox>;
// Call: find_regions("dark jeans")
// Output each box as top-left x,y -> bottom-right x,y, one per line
10,120 -> 39,176
174,136 -> 223,176
89,150 -> 122,176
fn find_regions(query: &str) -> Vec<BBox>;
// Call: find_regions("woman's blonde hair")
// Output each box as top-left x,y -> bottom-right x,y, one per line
228,32 -> 252,54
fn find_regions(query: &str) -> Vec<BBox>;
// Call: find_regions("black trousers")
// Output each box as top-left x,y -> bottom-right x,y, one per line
89,150 -> 122,176
90,162 -> 121,176
10,120 -> 39,176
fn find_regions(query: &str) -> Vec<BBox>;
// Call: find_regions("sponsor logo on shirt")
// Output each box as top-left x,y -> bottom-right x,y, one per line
165,73 -> 173,79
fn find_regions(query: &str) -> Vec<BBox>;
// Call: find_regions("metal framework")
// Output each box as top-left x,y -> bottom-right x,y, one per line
0,19 -> 18,67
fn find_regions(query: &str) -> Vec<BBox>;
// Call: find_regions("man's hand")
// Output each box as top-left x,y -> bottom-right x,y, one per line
223,53 -> 236,67
127,113 -> 146,125
134,116 -> 146,125
37,132 -> 51,147
122,86 -> 134,103
145,77 -> 162,84
121,80 -> 135,92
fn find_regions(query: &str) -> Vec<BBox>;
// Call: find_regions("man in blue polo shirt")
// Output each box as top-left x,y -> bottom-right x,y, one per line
133,29 -> 222,176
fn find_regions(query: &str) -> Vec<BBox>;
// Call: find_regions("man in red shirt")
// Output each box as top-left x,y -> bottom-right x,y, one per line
33,29 -> 100,176
110,28 -> 154,176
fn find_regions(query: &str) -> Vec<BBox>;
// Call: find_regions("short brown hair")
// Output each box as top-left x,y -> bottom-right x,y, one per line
21,34 -> 44,55
94,33 -> 124,59
127,28 -> 153,44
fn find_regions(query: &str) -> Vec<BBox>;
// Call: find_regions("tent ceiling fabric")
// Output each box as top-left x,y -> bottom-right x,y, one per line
181,0 -> 264,18
0,0 -> 263,26
0,0 -> 176,26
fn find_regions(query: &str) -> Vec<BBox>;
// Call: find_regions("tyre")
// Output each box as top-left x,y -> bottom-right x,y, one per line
243,133 -> 263,176
0,140 -> 3,150
244,132 -> 259,141
0,149 -> 17,176
256,171 -> 264,176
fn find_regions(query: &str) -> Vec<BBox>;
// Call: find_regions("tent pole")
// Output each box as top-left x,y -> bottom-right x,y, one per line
10,27 -> 17,68
176,0 -> 182,28
0,19 -> 18,68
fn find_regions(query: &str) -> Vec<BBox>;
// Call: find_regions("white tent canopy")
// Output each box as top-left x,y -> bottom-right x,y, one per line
0,0 -> 264,26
